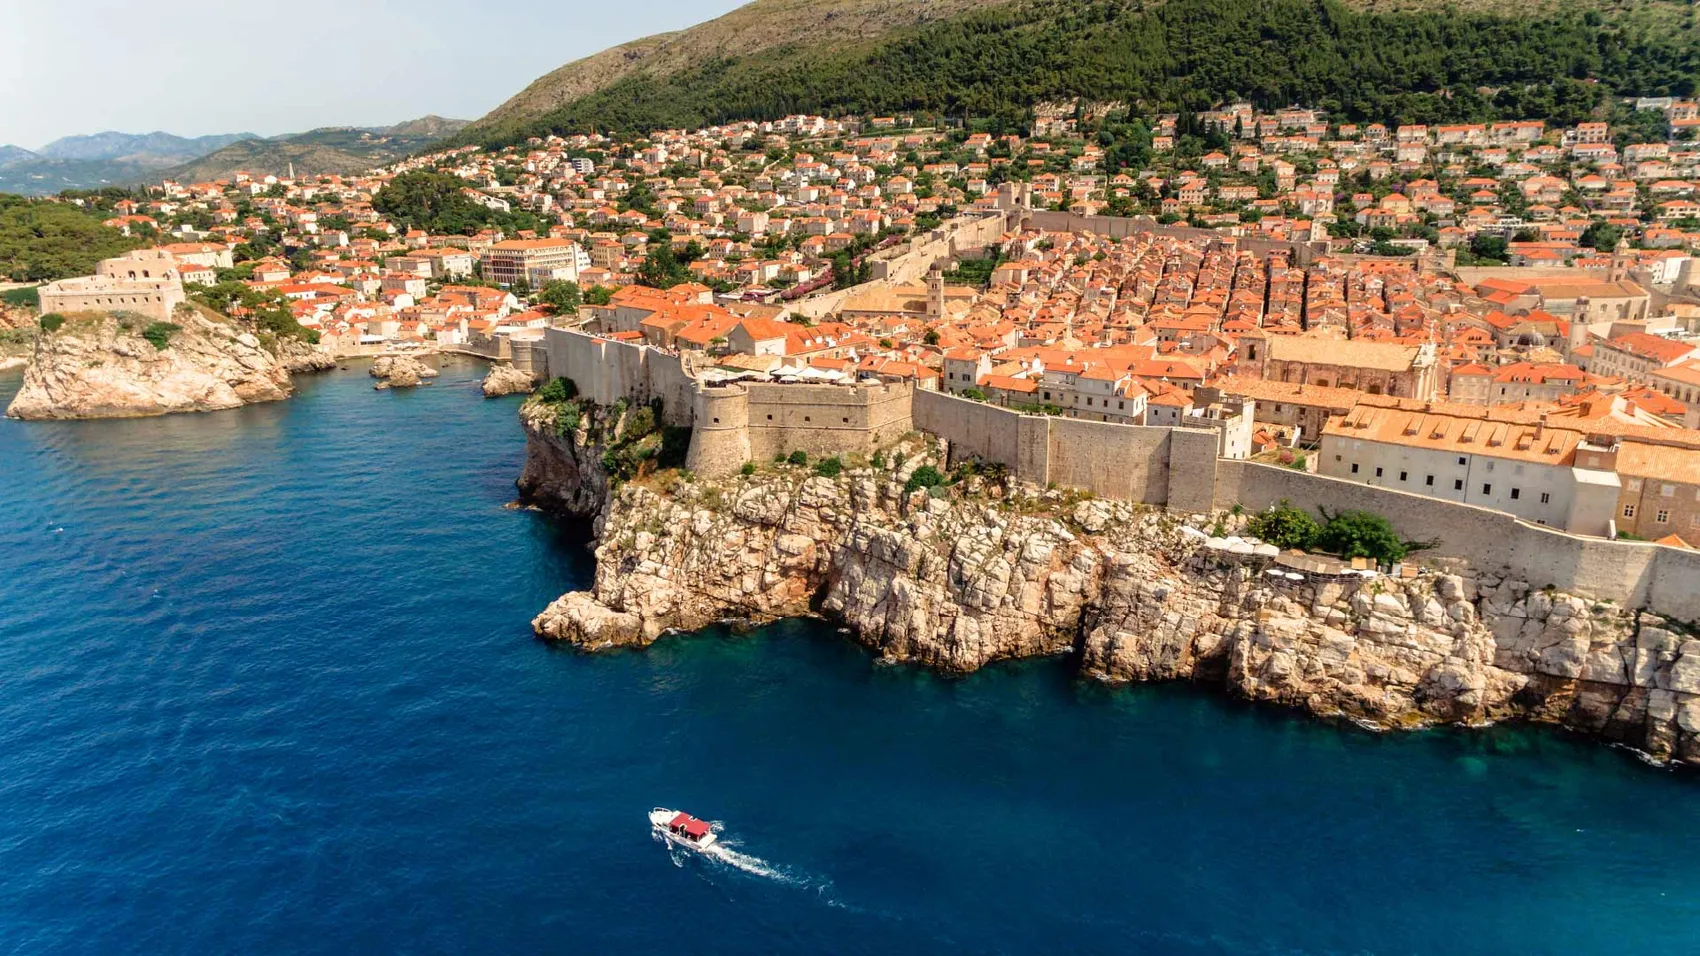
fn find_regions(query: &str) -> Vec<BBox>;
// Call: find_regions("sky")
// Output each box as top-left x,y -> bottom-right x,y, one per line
0,0 -> 745,148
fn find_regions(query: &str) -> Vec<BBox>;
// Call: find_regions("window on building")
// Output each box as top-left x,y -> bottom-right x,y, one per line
1425,475 -> 1434,486
1399,471 -> 1408,482
1375,467 -> 1384,478
1043,392 -> 1051,400
1658,510 -> 1671,523
1335,455 -> 1342,462
1482,483 -> 1493,495
1628,478 -> 1643,492
1455,479 -> 1464,491
1351,463 -> 1360,474
1510,488 -> 1520,500
767,414 -> 773,421
1540,492 -> 1551,504
804,416 -> 811,422
1663,484 -> 1676,497
1457,457 -> 1467,466
1624,505 -> 1637,518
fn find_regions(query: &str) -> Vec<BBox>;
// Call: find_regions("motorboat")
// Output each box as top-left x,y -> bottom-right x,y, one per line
650,808 -> 718,851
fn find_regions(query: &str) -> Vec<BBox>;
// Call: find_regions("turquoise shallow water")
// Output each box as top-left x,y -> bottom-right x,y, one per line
1,362 -> 1697,955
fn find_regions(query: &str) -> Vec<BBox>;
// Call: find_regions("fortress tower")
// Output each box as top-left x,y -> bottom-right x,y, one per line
685,384 -> 752,478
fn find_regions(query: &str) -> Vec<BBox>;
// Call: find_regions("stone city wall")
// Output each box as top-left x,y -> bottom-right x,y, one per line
546,332 -> 1700,621
912,389 -> 1219,507
1215,460 -> 1700,621
868,212 -> 1014,283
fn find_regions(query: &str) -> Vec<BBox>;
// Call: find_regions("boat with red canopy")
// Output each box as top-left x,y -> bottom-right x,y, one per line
649,807 -> 718,851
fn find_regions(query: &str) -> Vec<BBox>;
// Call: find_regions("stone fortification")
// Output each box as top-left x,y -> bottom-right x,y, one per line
523,427 -> 1700,768
542,326 -> 1700,614
686,379 -> 913,476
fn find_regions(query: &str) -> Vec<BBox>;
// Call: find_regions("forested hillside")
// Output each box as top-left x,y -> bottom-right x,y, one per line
0,195 -> 140,283
464,0 -> 1700,146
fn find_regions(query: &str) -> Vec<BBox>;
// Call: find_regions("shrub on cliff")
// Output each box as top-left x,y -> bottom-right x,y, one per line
814,456 -> 842,478
1316,508 -> 1436,565
1247,502 -> 1321,551
787,450 -> 808,466
37,313 -> 65,334
536,377 -> 578,405
141,322 -> 181,351
904,465 -> 945,495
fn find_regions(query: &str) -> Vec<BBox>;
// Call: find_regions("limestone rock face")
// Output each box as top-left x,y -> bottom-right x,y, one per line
6,310 -> 295,420
276,336 -> 337,374
481,363 -> 536,398
524,428 -> 1700,767
515,398 -> 610,520
370,354 -> 439,390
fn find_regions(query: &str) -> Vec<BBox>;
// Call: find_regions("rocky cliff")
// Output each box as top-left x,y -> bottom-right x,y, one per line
524,419 -> 1700,767
4,309 -> 328,420
516,398 -> 613,522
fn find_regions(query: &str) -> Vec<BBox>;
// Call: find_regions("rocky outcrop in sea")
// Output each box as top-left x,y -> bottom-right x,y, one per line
370,355 -> 439,390
4,309 -> 315,420
520,406 -> 1700,768
481,363 -> 536,398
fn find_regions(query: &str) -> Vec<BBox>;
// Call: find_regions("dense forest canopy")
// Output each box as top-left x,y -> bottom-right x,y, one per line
463,0 -> 1700,147
0,194 -> 143,283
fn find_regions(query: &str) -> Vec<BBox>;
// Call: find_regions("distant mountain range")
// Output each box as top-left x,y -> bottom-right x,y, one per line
0,117 -> 469,195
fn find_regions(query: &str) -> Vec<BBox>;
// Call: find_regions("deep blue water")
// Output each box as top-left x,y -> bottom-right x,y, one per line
2,361 -> 1698,955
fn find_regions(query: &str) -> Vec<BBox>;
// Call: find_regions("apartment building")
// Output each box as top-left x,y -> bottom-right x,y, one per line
482,238 -> 590,287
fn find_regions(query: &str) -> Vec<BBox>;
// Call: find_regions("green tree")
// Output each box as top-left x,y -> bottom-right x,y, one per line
1247,502 -> 1322,551
373,170 -> 497,236
537,280 -> 583,314
1316,509 -> 1412,564
1580,221 -> 1623,252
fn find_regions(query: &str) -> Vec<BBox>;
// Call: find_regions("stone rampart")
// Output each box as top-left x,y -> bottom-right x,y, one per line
1214,460 -> 1700,621
546,330 -> 1700,621
868,212 -> 1013,283
914,389 -> 1219,506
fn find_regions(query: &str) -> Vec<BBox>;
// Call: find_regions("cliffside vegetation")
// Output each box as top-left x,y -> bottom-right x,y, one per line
531,378 -> 691,483
1248,500 -> 1440,564
0,194 -> 141,282
465,0 -> 1700,147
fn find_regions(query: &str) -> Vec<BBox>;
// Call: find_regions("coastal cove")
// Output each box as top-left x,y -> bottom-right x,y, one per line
5,364 -> 1700,954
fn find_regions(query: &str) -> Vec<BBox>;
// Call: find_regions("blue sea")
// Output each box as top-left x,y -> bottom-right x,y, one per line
1,361 -> 1697,955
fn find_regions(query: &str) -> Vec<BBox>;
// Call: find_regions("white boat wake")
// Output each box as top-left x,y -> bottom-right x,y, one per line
656,822 -> 848,906
703,841 -> 797,883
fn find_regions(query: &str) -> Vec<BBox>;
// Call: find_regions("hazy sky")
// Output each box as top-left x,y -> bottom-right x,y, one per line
0,0 -> 745,148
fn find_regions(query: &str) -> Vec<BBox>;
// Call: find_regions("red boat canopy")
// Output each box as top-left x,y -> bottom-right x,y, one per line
670,814 -> 711,838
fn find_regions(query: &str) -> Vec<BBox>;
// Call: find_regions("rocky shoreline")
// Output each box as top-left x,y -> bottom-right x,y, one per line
518,398 -> 1700,768
3,309 -> 330,420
